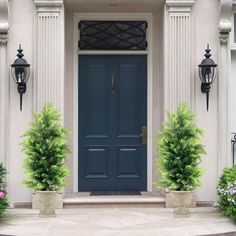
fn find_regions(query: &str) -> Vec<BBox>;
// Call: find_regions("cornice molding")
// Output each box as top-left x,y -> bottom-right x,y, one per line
0,0 -> 8,34
166,0 -> 195,7
34,0 -> 63,7
219,0 -> 232,43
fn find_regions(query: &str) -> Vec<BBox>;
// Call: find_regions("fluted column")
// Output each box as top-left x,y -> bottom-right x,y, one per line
164,0 -> 194,114
218,0 -> 232,174
34,0 -> 64,114
0,0 -> 9,166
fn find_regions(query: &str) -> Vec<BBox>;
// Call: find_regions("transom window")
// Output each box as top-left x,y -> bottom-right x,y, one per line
78,21 -> 148,50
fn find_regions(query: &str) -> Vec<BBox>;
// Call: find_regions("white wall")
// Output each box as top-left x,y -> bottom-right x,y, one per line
194,0 -> 219,201
7,0 -> 34,203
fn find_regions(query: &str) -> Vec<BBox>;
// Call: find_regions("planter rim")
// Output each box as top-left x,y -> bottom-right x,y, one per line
36,191 -> 57,193
169,190 -> 192,193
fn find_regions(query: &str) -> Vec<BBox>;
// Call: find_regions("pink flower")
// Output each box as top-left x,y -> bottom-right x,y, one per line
0,192 -> 5,198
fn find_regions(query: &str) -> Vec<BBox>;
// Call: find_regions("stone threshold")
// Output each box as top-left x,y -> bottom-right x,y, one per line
63,192 -> 166,208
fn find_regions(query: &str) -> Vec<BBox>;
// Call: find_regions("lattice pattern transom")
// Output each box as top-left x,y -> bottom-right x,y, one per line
79,21 -> 148,50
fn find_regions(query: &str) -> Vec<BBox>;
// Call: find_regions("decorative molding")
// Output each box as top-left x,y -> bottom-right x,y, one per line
0,0 -> 9,34
164,1 -> 194,113
219,0 -> 232,43
166,0 -> 195,7
34,0 -> 63,7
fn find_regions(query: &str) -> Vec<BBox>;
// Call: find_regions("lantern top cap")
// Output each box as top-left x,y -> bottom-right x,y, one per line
11,44 -> 30,68
198,44 -> 217,68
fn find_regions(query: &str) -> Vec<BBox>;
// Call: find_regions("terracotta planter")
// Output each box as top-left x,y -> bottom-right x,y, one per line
37,191 -> 57,217
170,191 -> 192,217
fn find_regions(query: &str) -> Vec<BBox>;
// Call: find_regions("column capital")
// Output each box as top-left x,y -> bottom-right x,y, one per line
166,0 -> 195,13
219,0 -> 232,43
166,0 -> 195,7
34,0 -> 63,7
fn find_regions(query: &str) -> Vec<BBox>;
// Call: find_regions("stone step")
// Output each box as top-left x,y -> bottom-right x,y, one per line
63,192 -> 165,208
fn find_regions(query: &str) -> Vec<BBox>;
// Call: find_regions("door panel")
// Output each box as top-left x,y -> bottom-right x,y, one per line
78,55 -> 147,191
83,63 -> 109,138
116,146 -> 141,179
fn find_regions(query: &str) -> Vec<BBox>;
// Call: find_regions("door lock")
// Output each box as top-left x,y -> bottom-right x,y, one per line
140,126 -> 147,145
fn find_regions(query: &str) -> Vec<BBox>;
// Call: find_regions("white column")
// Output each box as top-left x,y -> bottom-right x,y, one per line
218,0 -> 232,174
0,0 -> 9,166
164,0 -> 195,114
34,0 -> 64,115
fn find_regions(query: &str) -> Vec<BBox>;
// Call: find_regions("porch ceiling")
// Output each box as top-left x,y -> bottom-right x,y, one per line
65,0 -> 165,11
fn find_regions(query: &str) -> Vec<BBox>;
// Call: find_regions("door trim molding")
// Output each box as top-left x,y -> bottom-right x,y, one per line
73,12 -> 153,192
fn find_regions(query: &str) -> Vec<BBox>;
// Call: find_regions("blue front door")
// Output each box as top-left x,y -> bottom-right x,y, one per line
78,55 -> 147,191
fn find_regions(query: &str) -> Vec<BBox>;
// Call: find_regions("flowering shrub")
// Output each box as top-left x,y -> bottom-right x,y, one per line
217,165 -> 236,222
0,163 -> 8,218
0,191 -> 8,217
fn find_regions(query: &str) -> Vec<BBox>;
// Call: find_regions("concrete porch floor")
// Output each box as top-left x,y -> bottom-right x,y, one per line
0,207 -> 236,236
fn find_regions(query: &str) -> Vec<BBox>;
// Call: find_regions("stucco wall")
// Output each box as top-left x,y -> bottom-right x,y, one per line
194,0 -> 219,201
7,0 -> 34,203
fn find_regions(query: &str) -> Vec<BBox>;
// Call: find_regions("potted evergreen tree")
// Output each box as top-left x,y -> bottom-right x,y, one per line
157,103 -> 205,217
22,103 -> 70,217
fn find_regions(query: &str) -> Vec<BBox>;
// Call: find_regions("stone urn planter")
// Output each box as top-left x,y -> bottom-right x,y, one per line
37,191 -> 57,217
170,191 -> 192,217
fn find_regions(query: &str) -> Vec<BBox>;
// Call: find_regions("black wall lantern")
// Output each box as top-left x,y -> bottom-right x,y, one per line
198,44 -> 217,111
11,45 -> 30,111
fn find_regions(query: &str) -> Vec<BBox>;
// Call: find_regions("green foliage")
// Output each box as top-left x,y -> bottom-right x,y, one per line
0,196 -> 8,218
217,165 -> 236,222
157,103 -> 205,191
0,163 -> 7,184
0,163 -> 8,218
22,103 -> 70,191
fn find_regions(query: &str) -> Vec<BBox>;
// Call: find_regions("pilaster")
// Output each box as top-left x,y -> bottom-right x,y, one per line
218,0 -> 232,174
0,0 -> 9,167
164,0 -> 194,114
34,0 -> 64,114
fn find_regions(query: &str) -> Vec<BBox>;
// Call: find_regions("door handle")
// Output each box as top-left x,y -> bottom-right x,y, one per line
140,126 -> 147,145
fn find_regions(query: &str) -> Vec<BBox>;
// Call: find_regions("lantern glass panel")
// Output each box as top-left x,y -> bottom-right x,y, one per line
199,67 -> 216,84
11,66 -> 30,84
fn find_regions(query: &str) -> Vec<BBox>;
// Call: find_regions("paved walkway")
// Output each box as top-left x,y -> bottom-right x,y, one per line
0,207 -> 236,236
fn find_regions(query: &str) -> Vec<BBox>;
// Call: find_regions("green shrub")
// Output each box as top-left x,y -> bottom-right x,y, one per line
157,103 -> 206,191
0,163 -> 7,184
22,103 -> 70,191
0,193 -> 8,218
0,163 -> 8,218
217,165 -> 236,222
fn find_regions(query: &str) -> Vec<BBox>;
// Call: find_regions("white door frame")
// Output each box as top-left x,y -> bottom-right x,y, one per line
73,12 -> 153,192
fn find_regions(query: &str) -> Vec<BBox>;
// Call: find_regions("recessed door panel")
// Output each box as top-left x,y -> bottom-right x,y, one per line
116,146 -> 141,179
84,146 -> 109,179
82,63 -> 109,137
78,55 -> 147,191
